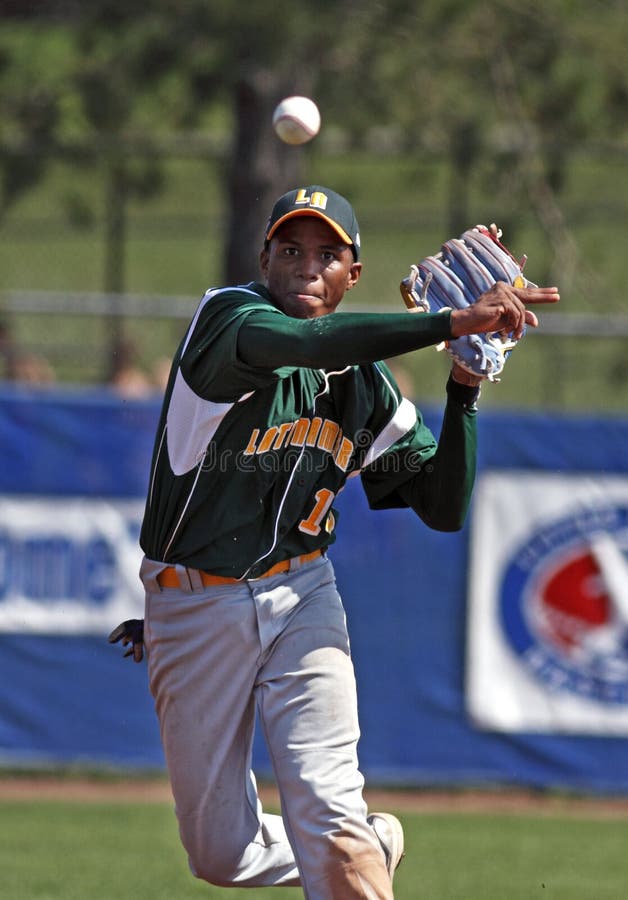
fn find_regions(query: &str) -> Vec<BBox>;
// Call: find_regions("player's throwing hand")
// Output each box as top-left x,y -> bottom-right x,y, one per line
451,282 -> 560,340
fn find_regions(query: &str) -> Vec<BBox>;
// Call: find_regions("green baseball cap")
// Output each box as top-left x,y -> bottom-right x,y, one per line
265,185 -> 361,260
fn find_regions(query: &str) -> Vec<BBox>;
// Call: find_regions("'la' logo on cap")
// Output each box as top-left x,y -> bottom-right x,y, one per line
295,189 -> 328,210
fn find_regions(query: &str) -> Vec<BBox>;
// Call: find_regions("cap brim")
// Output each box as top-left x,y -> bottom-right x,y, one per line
266,209 -> 354,246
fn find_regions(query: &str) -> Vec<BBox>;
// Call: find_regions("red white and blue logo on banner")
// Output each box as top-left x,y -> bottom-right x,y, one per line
500,504 -> 628,706
467,473 -> 628,735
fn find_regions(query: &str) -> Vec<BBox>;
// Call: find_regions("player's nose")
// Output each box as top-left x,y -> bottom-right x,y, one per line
296,251 -> 323,279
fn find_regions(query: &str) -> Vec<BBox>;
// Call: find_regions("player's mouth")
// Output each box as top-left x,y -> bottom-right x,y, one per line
286,291 -> 324,307
284,291 -> 326,319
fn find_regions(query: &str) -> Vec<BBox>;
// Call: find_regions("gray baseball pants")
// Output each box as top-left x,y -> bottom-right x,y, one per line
140,553 -> 394,899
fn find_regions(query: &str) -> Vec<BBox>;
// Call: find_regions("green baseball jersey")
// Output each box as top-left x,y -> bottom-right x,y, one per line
140,283 -> 466,578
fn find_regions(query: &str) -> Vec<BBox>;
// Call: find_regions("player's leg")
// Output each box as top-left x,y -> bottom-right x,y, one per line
254,556 -> 398,899
142,569 -> 300,888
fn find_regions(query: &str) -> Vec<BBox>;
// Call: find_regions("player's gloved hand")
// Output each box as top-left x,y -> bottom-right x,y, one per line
108,619 -> 145,663
400,223 -> 559,381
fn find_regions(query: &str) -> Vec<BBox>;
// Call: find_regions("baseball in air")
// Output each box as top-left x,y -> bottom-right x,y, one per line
272,96 -> 321,145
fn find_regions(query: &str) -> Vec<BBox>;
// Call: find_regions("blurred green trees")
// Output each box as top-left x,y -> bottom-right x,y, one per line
1,0 -> 626,288
0,2 -> 626,403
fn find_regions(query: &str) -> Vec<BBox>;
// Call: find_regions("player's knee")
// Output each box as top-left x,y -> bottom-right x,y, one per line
183,826 -> 245,887
188,848 -> 242,887
179,803 -> 266,887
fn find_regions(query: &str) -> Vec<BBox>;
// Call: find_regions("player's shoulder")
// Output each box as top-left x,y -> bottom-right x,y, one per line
191,282 -> 276,331
202,281 -> 274,310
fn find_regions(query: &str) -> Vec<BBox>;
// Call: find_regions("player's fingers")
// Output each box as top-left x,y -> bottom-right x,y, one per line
515,286 -> 560,304
511,315 -> 526,340
524,309 -> 539,329
496,293 -> 527,339
123,641 -> 144,662
505,286 -> 556,336
108,623 -> 126,643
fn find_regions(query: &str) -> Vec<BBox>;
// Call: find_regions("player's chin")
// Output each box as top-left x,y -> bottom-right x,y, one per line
286,293 -> 328,319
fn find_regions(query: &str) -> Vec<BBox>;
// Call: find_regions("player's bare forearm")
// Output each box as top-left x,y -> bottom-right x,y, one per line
450,363 -> 483,388
450,282 -> 560,340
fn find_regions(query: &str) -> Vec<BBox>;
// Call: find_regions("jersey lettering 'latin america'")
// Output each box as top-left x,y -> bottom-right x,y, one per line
243,416 -> 354,472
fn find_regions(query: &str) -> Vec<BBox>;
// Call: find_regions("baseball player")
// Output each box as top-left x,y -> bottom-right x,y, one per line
110,185 -> 558,898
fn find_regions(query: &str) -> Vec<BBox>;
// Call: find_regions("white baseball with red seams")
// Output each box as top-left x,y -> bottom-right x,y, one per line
272,96 -> 321,145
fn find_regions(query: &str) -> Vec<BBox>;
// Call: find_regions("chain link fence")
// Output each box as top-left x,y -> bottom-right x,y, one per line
0,149 -> 626,412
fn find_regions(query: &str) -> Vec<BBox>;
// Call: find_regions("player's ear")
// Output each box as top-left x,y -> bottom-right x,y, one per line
259,245 -> 270,278
346,261 -> 362,290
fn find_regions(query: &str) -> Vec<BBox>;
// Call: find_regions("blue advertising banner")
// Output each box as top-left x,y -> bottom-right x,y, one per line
0,384 -> 627,792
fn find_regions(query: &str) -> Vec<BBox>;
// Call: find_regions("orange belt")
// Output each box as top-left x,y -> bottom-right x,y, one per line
156,549 -> 322,589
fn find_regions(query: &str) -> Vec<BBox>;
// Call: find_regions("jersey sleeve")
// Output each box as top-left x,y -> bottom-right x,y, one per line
359,362 -> 438,509
238,306 -> 453,370
179,286 -> 297,402
180,284 -> 455,403
363,375 -> 479,531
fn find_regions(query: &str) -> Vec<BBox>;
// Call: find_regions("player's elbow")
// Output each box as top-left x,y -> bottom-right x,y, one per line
420,510 -> 467,533
414,492 -> 471,532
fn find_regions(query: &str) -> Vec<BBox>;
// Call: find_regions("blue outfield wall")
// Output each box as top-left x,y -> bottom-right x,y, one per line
0,384 -> 627,792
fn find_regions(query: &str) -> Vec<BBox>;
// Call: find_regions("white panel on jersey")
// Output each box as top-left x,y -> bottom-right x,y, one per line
166,370 -> 235,476
165,286 -> 260,476
362,396 -> 417,468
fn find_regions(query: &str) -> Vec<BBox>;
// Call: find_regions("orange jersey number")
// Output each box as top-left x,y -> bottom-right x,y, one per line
299,488 -> 335,537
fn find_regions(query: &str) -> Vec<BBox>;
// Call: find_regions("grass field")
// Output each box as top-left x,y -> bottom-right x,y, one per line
2,786 -> 628,900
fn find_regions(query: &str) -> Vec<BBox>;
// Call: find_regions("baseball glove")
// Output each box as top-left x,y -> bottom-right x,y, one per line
399,224 -> 536,381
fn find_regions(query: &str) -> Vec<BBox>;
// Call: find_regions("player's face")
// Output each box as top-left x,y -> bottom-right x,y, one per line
260,217 -> 362,319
